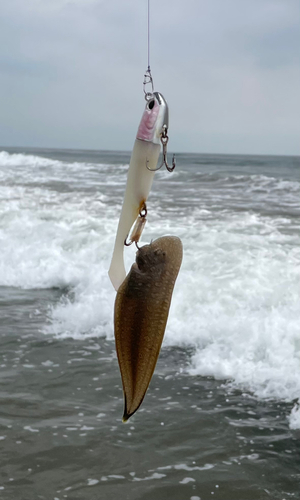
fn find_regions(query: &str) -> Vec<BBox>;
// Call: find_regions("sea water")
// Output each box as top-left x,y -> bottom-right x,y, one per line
0,147 -> 299,499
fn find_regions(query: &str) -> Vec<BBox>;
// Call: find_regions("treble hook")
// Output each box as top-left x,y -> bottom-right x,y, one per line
146,125 -> 176,172
124,203 -> 147,247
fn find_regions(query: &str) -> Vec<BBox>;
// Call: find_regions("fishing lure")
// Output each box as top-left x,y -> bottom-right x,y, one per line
108,88 -> 175,291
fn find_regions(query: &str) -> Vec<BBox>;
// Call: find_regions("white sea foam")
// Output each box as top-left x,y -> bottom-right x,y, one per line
1,150 -> 300,428
0,150 -> 60,168
288,404 -> 300,430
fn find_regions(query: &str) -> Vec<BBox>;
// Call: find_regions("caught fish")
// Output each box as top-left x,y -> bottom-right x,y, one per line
114,236 -> 183,421
108,92 -> 170,291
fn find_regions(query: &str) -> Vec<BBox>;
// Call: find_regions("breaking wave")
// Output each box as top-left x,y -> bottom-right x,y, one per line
1,149 -> 299,428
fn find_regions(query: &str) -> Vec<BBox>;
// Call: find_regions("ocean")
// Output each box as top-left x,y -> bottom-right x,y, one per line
0,147 -> 299,499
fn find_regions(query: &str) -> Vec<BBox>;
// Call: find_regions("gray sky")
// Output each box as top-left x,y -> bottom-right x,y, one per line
0,0 -> 299,155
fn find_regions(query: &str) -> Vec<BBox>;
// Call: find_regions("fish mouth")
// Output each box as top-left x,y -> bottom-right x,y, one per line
135,253 -> 146,273
132,262 -> 140,272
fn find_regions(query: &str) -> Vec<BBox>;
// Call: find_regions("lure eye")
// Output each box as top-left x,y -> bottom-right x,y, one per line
148,99 -> 155,110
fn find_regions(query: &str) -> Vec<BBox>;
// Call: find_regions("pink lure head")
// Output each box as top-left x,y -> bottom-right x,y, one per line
136,92 -> 169,145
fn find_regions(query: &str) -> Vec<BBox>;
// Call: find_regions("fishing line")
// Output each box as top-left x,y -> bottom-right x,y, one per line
143,0 -> 154,100
147,0 -> 150,71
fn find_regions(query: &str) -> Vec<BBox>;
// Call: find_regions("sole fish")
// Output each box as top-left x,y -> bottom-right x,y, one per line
114,236 -> 183,421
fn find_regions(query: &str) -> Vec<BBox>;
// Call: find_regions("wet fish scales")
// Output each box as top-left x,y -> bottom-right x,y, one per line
114,236 -> 183,421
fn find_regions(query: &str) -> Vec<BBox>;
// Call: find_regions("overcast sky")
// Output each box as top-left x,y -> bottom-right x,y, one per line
0,0 -> 299,155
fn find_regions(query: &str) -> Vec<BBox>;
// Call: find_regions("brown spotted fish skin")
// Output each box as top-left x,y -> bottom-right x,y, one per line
114,236 -> 183,421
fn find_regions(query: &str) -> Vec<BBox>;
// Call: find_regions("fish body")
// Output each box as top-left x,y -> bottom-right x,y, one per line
114,236 -> 183,421
108,92 -> 169,291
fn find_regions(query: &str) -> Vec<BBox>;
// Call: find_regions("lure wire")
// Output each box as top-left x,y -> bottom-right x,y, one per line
147,0 -> 150,71
143,0 -> 154,101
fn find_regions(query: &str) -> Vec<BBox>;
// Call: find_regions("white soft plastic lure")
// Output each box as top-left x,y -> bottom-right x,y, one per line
108,92 -> 169,291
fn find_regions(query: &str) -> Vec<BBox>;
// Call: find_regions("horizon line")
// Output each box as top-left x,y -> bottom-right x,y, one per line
1,145 -> 299,159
